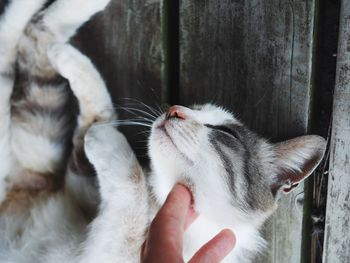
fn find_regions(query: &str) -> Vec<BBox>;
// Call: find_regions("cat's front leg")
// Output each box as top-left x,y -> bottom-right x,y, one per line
79,125 -> 149,263
47,43 -> 115,127
47,43 -> 115,213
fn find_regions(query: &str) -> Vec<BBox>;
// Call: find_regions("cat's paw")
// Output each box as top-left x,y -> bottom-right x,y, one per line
47,43 -> 85,79
84,124 -> 132,172
11,0 -> 48,18
47,43 -> 72,76
72,0 -> 112,13
85,124 -> 144,203
20,0 -> 48,13
88,0 -> 112,13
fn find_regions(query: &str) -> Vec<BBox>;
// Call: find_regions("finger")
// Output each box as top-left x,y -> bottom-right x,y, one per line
184,190 -> 198,230
151,184 -> 191,240
153,184 -> 196,239
143,184 -> 197,261
189,229 -> 236,263
140,241 -> 146,259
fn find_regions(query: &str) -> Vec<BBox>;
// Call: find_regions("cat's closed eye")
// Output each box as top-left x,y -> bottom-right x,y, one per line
205,124 -> 239,139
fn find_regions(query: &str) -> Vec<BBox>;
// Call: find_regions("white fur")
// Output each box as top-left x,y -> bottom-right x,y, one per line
0,194 -> 87,263
182,104 -> 241,126
11,124 -> 65,172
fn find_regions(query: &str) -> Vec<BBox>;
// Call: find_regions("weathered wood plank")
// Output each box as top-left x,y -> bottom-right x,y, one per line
307,1 -> 340,262
323,1 -> 350,262
73,0 -> 163,160
179,1 -> 316,262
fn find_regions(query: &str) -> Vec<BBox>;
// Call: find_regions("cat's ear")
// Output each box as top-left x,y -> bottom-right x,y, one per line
270,135 -> 326,197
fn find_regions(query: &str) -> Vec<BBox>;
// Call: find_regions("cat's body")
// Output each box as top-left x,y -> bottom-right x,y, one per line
0,0 -> 326,262
0,0 -> 128,262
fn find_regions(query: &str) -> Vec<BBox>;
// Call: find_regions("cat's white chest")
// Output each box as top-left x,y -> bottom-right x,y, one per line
183,215 -> 263,263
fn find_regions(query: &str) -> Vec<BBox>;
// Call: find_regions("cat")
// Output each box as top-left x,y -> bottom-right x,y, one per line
0,0 -> 326,262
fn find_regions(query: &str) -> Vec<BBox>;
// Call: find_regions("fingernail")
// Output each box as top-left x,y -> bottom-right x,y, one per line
174,183 -> 193,200
217,229 -> 236,252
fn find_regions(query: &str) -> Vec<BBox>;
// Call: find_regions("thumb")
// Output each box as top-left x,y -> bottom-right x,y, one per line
189,229 -> 236,263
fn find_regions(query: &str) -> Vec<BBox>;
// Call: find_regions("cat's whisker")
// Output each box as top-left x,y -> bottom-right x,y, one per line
113,118 -> 153,123
133,130 -> 151,136
110,122 -> 153,128
129,132 -> 151,141
135,79 -> 162,103
133,140 -> 149,145
116,98 -> 163,117
153,102 -> 167,117
93,119 -> 153,129
97,123 -> 153,128
118,116 -> 155,123
114,105 -> 158,120
124,103 -> 162,118
103,121 -> 153,127
117,106 -> 158,119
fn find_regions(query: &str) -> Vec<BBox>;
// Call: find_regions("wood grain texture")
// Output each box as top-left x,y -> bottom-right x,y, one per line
323,1 -> 350,262
179,0 -> 316,262
73,0 -> 163,161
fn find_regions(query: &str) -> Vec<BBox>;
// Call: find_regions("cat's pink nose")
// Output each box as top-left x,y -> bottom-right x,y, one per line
166,105 -> 186,120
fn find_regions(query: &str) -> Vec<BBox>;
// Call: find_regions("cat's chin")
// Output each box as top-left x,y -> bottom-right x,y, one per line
150,124 -> 194,166
157,126 -> 177,149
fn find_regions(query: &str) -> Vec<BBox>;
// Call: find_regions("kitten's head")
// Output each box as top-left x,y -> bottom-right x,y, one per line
149,104 -> 326,227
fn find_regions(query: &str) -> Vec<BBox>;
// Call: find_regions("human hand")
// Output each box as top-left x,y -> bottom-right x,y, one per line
141,184 -> 236,263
